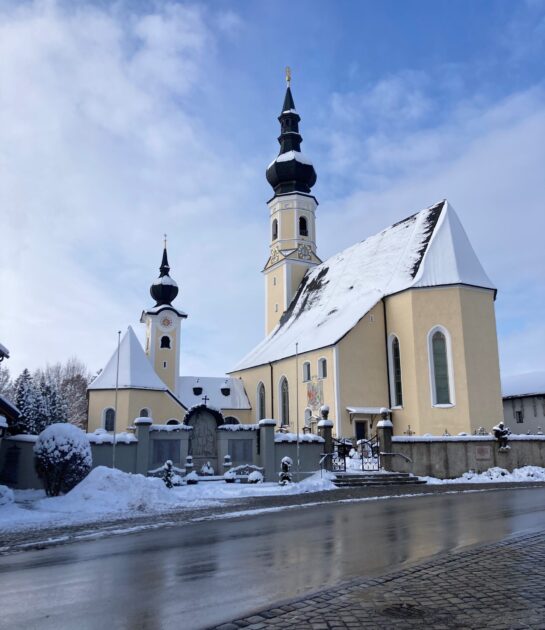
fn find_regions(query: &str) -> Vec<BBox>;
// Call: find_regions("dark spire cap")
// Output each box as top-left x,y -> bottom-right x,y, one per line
282,87 -> 296,113
150,246 -> 179,306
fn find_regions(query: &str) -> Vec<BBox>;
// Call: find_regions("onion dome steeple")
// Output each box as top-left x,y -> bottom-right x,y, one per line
266,68 -> 317,196
150,237 -> 179,306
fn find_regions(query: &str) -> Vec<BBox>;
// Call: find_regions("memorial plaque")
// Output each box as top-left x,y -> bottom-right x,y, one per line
475,445 -> 492,460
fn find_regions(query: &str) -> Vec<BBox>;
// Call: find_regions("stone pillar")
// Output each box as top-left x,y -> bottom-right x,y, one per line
317,405 -> 333,471
259,419 -> 276,482
134,417 -> 152,475
376,408 -> 393,471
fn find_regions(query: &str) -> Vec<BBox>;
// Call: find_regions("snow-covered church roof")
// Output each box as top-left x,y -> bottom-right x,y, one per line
233,200 -> 495,371
88,326 -> 169,391
178,376 -> 251,410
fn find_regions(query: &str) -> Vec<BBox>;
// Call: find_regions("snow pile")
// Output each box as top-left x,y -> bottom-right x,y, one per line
88,429 -> 138,444
217,424 -> 259,432
37,466 -> 188,514
0,485 -> 14,507
425,466 -> 545,484
275,432 -> 324,443
149,424 -> 192,432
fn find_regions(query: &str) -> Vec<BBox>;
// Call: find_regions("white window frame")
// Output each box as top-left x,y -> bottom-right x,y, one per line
279,375 -> 289,426
102,407 -> 115,431
387,333 -> 403,409
302,361 -> 311,382
318,357 -> 327,379
256,382 -> 266,421
427,325 -> 456,408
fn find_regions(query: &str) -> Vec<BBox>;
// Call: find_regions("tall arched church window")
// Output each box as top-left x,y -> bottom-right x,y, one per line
272,218 -> 278,241
388,335 -> 403,407
299,216 -> 308,236
104,408 -> 115,432
428,327 -> 454,406
302,361 -> 311,382
257,382 -> 266,421
318,358 -> 327,379
280,377 -> 289,426
161,335 -> 171,349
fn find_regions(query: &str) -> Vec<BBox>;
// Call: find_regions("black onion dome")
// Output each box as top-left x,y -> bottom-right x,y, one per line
266,85 -> 317,196
150,247 -> 179,306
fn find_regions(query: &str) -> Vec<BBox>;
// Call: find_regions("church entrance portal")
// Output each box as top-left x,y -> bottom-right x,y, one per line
185,405 -> 224,474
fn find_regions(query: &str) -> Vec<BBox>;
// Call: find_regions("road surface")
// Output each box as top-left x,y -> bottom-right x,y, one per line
2,487 -> 545,629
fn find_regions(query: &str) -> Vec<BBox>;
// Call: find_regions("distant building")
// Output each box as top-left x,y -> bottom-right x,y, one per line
502,372 -> 545,434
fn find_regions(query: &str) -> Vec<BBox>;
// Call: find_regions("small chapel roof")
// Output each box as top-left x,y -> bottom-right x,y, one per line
232,200 -> 495,371
178,376 -> 251,410
88,326 -> 169,391
502,371 -> 545,398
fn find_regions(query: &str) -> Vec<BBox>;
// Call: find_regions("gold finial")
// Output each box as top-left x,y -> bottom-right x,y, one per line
285,66 -> 291,86
163,233 -> 167,249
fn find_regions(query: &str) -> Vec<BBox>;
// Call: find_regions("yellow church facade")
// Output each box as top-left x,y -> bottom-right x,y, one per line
87,80 -> 503,440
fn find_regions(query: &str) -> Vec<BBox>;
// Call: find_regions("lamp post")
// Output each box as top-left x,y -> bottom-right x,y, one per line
112,330 -> 121,469
295,342 -> 300,481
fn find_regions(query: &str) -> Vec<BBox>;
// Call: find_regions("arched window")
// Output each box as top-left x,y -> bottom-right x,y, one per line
318,358 -> 327,379
302,361 -> 311,382
166,418 -> 180,425
224,416 -> 240,424
139,408 -> 150,418
299,216 -> 308,236
161,335 -> 171,349
257,382 -> 266,421
280,377 -> 289,426
104,408 -> 115,432
272,218 -> 278,241
388,335 -> 403,408
428,327 -> 454,406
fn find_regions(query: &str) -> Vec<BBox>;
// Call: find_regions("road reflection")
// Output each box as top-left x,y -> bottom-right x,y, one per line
2,488 -> 545,629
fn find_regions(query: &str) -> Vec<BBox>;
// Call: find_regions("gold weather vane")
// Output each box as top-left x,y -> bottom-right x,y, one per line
285,66 -> 291,86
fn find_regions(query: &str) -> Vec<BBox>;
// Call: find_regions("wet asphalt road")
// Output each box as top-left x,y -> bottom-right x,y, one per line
2,487 -> 545,630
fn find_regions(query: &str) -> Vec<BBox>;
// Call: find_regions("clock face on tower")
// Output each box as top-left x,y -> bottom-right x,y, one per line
159,314 -> 174,331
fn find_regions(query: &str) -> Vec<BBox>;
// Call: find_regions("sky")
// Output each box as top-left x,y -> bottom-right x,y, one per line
1,0 -> 544,383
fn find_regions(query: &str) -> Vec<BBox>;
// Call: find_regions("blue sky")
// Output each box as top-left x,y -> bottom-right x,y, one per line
1,0 -> 544,383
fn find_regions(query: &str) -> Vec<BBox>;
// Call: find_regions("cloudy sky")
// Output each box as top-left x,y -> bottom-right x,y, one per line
1,0 -> 544,383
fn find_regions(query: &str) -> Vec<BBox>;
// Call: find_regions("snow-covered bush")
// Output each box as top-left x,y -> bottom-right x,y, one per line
162,460 -> 175,489
0,484 -> 14,507
185,471 -> 199,485
248,470 -> 263,484
34,423 -> 92,496
224,469 -> 237,483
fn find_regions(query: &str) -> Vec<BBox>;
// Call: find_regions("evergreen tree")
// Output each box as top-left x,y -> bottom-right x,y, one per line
13,369 -> 42,434
0,366 -> 12,400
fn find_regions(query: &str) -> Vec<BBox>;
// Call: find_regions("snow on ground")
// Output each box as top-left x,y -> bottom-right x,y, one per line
0,467 -> 337,535
424,466 -> 545,484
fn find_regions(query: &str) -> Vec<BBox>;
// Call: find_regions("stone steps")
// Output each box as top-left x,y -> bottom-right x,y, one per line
332,471 -> 427,487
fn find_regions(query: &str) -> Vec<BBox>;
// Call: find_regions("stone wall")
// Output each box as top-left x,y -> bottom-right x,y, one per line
387,435 -> 545,479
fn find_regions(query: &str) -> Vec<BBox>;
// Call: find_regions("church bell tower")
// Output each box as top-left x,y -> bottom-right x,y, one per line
140,242 -> 187,392
263,69 -> 321,334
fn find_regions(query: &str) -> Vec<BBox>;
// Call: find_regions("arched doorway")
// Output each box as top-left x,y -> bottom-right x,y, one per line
184,405 -> 224,473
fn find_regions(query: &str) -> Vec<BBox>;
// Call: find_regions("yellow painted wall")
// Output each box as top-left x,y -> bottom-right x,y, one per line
265,269 -> 285,334
88,389 -> 186,432
152,327 -> 179,391
337,302 -> 389,437
230,347 -> 335,429
385,286 -> 501,435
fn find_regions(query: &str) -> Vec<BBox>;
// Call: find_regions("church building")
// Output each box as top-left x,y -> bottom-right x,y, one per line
88,77 -> 503,440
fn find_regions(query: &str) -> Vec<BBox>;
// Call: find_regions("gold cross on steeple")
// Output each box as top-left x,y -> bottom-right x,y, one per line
285,66 -> 291,87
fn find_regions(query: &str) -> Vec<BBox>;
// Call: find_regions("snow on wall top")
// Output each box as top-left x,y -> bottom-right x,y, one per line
88,326 -> 168,392
177,376 -> 251,410
502,371 -> 545,398
233,200 -> 494,371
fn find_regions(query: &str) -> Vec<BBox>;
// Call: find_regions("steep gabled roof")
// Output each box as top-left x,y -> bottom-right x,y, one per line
232,200 -> 495,371
88,326 -> 168,391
